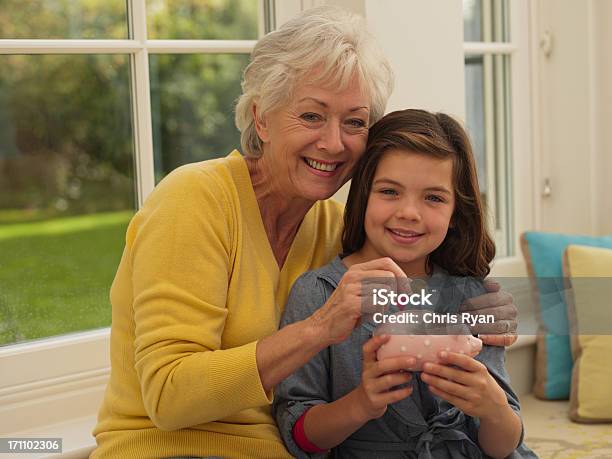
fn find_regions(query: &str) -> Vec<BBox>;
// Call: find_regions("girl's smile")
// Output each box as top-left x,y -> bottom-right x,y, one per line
386,228 -> 425,244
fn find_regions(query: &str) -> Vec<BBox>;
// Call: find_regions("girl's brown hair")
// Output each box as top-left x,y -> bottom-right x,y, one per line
342,109 -> 495,277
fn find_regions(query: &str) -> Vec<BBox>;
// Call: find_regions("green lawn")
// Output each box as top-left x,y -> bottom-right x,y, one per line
0,211 -> 133,345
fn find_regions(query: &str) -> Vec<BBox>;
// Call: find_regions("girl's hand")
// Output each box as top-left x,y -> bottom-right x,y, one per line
309,257 -> 408,346
352,335 -> 415,422
420,351 -> 509,421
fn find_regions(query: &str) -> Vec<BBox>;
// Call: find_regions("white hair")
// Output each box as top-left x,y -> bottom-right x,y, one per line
235,6 -> 394,157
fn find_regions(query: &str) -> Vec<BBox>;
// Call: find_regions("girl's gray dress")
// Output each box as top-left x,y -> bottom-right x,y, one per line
273,256 -> 537,459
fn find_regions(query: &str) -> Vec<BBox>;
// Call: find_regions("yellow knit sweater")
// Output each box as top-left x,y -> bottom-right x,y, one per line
92,151 -> 343,458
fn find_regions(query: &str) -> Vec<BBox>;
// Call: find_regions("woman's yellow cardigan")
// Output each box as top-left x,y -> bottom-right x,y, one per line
92,151 -> 343,458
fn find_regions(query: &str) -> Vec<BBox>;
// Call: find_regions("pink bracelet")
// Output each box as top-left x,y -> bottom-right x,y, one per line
292,408 -> 328,453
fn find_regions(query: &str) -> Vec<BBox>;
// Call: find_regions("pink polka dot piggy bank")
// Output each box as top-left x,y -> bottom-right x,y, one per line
374,310 -> 482,371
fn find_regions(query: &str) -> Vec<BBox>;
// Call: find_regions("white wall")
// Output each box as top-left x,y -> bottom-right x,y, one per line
364,0 -> 466,117
534,0 -> 612,236
594,0 -> 612,234
333,0 -> 466,203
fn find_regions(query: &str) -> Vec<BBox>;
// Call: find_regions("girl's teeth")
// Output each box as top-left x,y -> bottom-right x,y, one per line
306,158 -> 338,172
393,230 -> 420,237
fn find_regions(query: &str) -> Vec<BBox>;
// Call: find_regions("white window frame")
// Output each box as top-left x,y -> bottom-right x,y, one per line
464,0 -> 535,277
0,0 -> 264,441
463,0 -> 537,345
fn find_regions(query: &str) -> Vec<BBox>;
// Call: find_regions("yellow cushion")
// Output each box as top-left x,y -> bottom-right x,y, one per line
563,245 -> 612,422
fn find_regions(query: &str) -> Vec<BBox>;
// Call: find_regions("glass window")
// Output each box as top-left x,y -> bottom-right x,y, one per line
463,0 -> 482,42
0,0 -> 262,349
0,0 -> 128,39
0,55 -> 136,346
463,0 -> 509,42
463,0 -> 513,257
465,56 -> 486,192
149,53 -> 250,181
146,0 -> 259,40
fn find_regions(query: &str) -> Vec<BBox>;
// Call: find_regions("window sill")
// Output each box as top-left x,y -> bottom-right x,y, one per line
490,255 -> 528,277
0,329 -> 109,436
509,333 -> 537,350
2,415 -> 96,459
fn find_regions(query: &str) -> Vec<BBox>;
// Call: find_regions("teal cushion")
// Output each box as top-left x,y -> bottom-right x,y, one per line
521,232 -> 612,399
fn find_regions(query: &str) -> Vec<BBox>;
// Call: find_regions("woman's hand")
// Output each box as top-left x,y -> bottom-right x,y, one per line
352,335 -> 414,422
460,279 -> 518,347
258,257 -> 407,393
309,257 -> 409,346
420,351 -> 508,420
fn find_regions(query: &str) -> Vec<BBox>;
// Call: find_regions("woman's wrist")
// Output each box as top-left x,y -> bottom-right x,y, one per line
256,318 -> 333,392
302,313 -> 334,349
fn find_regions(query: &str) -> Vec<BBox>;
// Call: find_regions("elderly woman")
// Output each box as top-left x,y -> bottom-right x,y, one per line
92,6 -> 518,459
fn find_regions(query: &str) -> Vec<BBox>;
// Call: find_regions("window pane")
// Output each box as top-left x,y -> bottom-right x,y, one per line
149,53 -> 250,180
463,0 -> 509,42
491,0 -> 509,42
147,0 -> 259,40
464,54 -> 513,256
0,0 -> 128,39
0,55 -> 136,346
465,56 -> 486,192
463,0 -> 482,42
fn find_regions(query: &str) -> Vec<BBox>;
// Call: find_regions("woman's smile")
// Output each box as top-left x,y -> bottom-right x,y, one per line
303,157 -> 345,176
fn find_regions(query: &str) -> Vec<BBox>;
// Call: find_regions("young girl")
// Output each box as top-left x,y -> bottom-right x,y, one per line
273,109 -> 536,458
